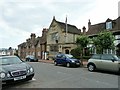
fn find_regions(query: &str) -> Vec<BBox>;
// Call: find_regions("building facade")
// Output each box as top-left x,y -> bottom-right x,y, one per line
18,28 -> 47,59
87,17 -> 120,55
46,17 -> 81,59
0,48 -> 17,56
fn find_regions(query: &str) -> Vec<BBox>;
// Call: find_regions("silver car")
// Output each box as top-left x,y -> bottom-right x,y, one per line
87,54 -> 120,73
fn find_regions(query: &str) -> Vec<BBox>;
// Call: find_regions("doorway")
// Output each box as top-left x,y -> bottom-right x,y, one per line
65,49 -> 69,54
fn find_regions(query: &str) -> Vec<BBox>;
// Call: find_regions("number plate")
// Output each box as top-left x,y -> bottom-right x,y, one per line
14,76 -> 26,81
76,63 -> 80,65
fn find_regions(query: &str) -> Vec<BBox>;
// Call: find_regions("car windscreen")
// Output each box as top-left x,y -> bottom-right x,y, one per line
65,54 -> 75,59
29,56 -> 35,59
26,56 -> 35,59
0,57 -> 23,65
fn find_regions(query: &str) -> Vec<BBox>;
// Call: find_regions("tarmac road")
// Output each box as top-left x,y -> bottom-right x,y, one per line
3,62 -> 119,89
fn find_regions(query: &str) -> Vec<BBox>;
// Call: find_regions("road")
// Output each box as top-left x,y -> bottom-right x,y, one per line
3,62 -> 119,89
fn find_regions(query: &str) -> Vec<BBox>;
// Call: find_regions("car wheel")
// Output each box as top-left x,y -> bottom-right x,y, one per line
28,59 -> 30,62
88,64 -> 95,72
66,63 -> 70,67
36,60 -> 38,62
54,61 -> 57,66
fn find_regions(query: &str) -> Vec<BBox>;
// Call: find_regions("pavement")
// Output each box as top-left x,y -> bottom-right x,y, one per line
39,59 -> 88,67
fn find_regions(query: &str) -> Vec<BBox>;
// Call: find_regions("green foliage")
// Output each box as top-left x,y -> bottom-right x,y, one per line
98,31 -> 115,49
82,56 -> 91,59
70,47 -> 82,59
76,35 -> 90,65
92,31 -> 115,54
92,37 -> 99,46
76,35 -> 89,48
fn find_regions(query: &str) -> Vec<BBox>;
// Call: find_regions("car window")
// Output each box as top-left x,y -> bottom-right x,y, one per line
29,56 -> 34,59
65,54 -> 75,59
0,57 -> 23,65
101,55 -> 114,60
26,55 -> 34,58
91,54 -> 101,59
57,54 -> 62,58
61,55 -> 66,59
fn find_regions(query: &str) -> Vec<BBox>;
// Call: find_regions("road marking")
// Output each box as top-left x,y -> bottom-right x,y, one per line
32,78 -> 36,81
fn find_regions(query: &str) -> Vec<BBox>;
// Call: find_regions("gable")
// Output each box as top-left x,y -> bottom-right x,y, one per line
48,17 -> 80,35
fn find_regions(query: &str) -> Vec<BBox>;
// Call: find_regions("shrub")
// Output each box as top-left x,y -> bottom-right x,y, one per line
70,47 -> 82,59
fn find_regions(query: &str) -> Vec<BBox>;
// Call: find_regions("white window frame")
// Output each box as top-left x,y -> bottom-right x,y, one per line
106,21 -> 112,30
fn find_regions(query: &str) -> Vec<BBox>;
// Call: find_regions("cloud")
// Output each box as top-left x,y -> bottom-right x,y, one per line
71,0 -> 119,30
0,14 -> 30,48
0,0 -> 119,48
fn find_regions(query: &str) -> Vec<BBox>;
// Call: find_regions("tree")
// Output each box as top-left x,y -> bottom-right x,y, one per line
70,47 -> 82,59
76,35 -> 89,65
92,37 -> 102,54
8,47 -> 12,50
92,31 -> 115,54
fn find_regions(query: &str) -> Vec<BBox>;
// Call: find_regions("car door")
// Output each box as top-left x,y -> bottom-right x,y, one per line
60,55 -> 67,65
56,54 -> 62,64
101,54 -> 119,72
90,54 -> 102,69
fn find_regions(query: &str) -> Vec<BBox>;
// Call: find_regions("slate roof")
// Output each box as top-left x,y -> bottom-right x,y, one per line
86,17 -> 120,36
56,21 -> 81,35
49,17 -> 81,35
18,28 -> 48,48
35,37 -> 41,46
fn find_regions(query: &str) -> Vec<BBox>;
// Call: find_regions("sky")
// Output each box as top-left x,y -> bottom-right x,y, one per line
0,0 -> 119,49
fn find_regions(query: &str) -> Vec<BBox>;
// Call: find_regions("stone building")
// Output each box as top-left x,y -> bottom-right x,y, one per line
46,16 -> 81,59
18,28 -> 47,59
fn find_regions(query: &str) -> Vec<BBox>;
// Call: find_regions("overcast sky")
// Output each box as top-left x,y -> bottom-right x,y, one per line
0,0 -> 119,49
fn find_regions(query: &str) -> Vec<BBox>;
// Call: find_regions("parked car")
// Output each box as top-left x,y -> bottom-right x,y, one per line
26,55 -> 38,62
54,54 -> 81,67
0,55 -> 34,85
87,54 -> 120,73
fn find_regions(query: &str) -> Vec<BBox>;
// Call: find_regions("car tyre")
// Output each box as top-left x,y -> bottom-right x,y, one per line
88,64 -> 95,72
54,61 -> 57,66
66,63 -> 70,67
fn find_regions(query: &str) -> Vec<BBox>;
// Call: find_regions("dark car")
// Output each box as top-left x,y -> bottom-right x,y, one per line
0,55 -> 34,85
26,55 -> 38,62
54,54 -> 81,67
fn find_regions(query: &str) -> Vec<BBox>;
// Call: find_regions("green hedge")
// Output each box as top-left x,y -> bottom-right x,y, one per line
82,56 -> 91,59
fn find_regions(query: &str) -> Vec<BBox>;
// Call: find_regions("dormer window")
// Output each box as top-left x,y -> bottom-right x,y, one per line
106,21 -> 112,30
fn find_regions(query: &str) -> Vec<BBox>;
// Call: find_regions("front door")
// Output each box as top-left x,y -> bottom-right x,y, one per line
65,49 -> 69,54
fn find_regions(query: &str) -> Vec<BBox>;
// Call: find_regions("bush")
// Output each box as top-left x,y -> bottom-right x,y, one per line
82,56 -> 91,59
70,47 -> 81,59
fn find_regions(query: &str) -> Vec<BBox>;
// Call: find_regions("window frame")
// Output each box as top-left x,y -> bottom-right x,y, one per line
106,21 -> 112,30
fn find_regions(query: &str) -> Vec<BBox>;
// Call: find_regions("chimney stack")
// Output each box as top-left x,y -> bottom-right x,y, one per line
88,19 -> 91,29
31,33 -> 36,40
82,26 -> 86,35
